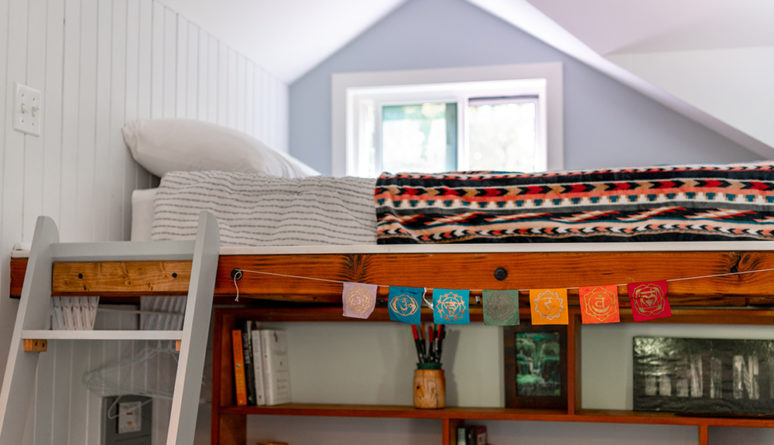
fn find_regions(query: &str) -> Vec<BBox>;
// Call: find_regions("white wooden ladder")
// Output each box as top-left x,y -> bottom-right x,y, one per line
0,211 -> 219,445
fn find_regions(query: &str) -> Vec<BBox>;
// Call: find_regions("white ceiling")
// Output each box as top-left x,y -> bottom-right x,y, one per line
527,0 -> 774,55
159,0 -> 405,82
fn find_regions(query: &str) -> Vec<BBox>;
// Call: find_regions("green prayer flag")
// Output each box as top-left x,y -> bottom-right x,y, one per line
482,290 -> 519,326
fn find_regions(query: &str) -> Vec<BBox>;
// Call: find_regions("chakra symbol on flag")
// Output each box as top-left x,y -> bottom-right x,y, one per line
344,285 -> 373,317
436,292 -> 466,321
389,294 -> 419,317
485,294 -> 516,324
534,289 -> 565,320
631,283 -> 666,317
583,287 -> 617,322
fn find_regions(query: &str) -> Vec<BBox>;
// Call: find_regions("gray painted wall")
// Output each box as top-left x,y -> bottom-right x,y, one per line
288,0 -> 761,175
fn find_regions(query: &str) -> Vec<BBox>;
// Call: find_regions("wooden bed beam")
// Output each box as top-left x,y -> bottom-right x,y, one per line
9,250 -> 774,306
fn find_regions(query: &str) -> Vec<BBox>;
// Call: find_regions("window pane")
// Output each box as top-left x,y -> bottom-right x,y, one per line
467,100 -> 537,172
381,103 -> 456,173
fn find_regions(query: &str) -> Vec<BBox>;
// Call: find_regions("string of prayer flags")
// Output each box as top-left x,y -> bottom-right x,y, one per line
579,285 -> 620,324
529,288 -> 569,325
628,280 -> 671,321
432,289 -> 470,325
388,286 -> 423,324
482,290 -> 520,326
341,282 -> 377,319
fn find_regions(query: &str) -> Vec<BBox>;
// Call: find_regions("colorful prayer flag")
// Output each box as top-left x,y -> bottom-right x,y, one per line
342,282 -> 377,319
432,289 -> 470,325
578,285 -> 621,324
579,285 -> 620,324
388,286 -> 423,324
529,288 -> 569,325
482,290 -> 519,326
628,280 -> 671,321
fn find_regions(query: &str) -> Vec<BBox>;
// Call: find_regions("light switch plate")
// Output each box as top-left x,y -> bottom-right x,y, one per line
13,83 -> 42,136
118,401 -> 142,434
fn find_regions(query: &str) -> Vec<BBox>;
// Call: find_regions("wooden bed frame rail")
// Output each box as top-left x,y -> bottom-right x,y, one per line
10,250 -> 774,306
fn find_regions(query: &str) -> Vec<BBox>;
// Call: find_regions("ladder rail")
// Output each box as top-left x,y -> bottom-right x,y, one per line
168,211 -> 219,445
0,216 -> 58,444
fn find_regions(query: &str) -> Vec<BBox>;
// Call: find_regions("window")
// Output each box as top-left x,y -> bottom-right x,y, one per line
332,64 -> 563,177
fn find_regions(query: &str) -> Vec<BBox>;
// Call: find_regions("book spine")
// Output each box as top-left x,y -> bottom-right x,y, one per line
251,325 -> 266,405
242,322 -> 257,405
456,426 -> 466,445
475,426 -> 487,445
466,427 -> 475,445
261,330 -> 291,405
231,329 -> 247,406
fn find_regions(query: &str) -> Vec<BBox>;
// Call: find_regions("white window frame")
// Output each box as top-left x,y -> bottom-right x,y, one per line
331,63 -> 563,177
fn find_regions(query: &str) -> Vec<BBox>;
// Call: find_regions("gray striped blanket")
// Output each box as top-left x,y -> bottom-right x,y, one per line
151,171 -> 376,246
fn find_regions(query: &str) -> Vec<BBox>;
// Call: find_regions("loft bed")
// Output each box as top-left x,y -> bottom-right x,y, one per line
10,121 -> 774,444
9,158 -> 774,445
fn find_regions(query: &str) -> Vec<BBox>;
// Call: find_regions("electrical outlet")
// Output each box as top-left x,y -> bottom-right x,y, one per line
118,401 -> 142,434
102,395 -> 151,444
13,83 -> 42,136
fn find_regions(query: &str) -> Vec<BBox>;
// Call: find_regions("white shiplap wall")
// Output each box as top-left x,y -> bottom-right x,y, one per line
0,0 -> 288,443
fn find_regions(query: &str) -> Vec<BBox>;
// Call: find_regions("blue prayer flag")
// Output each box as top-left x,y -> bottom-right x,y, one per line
433,289 -> 470,325
388,286 -> 423,324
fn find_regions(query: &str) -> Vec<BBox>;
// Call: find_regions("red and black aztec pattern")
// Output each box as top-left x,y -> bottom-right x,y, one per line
374,161 -> 774,243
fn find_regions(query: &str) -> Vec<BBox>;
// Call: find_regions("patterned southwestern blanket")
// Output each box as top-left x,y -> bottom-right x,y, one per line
375,162 -> 774,243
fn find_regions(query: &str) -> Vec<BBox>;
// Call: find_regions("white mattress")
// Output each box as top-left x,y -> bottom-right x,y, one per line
151,171 -> 377,246
130,188 -> 158,242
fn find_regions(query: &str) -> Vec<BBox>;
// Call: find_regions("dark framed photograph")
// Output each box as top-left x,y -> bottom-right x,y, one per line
504,324 -> 567,409
634,336 -> 774,416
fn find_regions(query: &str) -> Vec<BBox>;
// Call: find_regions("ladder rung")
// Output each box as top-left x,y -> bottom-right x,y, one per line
52,240 -> 196,262
21,329 -> 183,341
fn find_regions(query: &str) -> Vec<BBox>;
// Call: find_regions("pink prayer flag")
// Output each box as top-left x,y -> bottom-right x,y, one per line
628,280 -> 671,321
342,282 -> 377,319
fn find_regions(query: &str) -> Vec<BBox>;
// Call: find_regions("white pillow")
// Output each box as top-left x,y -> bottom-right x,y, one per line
122,119 -> 318,178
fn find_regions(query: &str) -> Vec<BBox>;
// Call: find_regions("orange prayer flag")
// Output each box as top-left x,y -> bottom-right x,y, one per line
529,288 -> 569,325
579,285 -> 620,324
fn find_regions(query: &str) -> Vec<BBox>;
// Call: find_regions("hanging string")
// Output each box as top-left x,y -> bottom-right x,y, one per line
231,268 -> 243,302
666,267 -> 774,282
421,288 -> 432,310
229,266 -> 774,303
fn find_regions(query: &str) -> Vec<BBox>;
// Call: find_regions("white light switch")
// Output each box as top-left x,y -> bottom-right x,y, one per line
13,83 -> 42,136
118,401 -> 142,434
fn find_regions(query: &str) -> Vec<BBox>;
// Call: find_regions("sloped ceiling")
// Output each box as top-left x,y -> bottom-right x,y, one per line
526,0 -> 774,150
158,0 -> 406,82
527,0 -> 774,54
159,0 -> 773,156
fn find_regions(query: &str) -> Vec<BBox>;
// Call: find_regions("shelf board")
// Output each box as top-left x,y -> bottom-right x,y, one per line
218,404 -> 774,427
221,403 -> 450,419
22,329 -> 183,341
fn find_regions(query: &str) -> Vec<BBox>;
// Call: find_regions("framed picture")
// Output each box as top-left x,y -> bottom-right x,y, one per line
504,324 -> 567,409
634,336 -> 774,416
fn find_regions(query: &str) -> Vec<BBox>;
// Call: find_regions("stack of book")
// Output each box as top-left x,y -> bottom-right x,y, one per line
232,321 -> 291,406
456,425 -> 487,445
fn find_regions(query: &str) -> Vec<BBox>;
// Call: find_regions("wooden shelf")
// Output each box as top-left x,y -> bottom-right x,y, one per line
211,306 -> 774,445
217,403 -> 774,428
199,248 -> 774,445
222,403 -> 449,419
